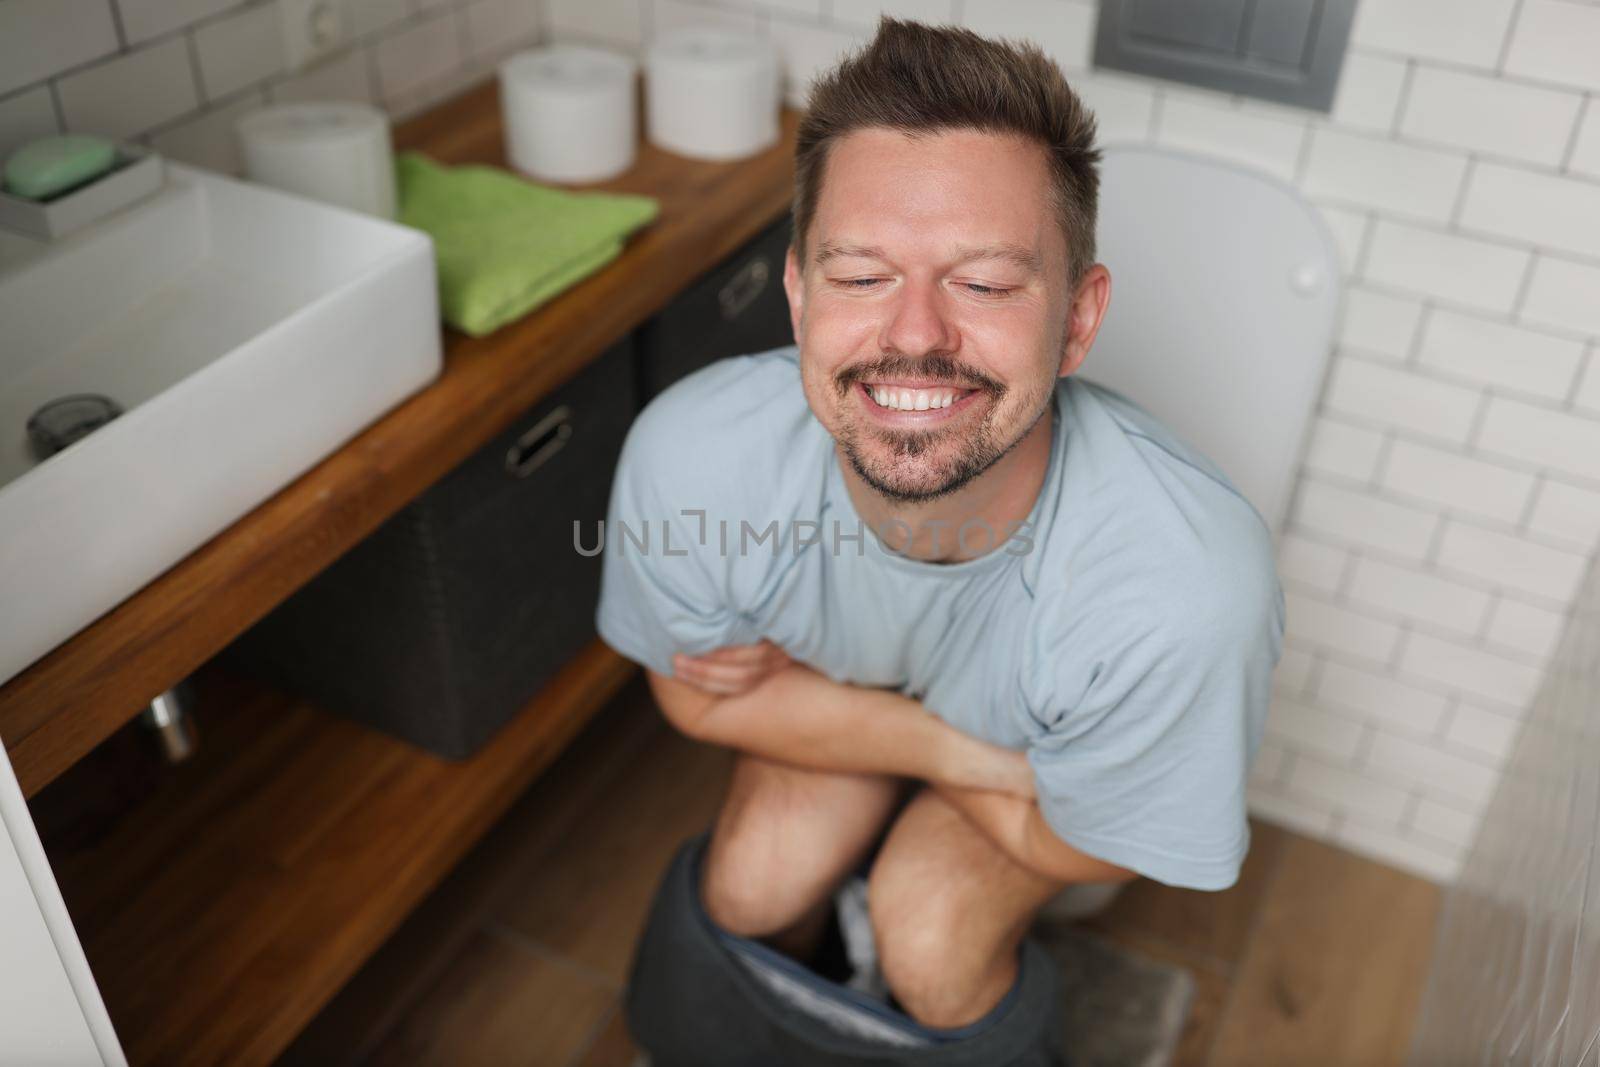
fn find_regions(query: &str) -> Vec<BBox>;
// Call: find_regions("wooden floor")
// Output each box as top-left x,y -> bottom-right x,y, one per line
275,673 -> 1443,1067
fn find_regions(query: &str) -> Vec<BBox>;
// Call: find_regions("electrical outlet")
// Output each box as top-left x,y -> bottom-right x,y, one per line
279,0 -> 344,73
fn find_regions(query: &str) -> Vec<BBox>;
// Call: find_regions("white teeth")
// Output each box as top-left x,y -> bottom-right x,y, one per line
868,386 -> 966,411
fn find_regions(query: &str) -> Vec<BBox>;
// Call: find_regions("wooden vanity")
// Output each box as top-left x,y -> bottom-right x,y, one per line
0,80 -> 798,1066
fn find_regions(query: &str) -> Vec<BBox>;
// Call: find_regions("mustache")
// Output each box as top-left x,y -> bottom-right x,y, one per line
836,354 -> 1003,394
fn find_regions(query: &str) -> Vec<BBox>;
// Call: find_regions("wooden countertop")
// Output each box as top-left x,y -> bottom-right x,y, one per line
0,80 -> 799,798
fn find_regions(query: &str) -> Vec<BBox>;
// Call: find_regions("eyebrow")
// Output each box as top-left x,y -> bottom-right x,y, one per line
813,241 -> 1045,277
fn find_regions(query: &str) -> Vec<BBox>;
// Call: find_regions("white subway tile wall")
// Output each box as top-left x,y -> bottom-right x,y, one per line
375,12 -> 464,102
0,0 -> 548,165
117,0 -> 240,44
1350,0 -> 1518,69
838,0 -> 953,30
1461,160 -> 1600,259
1527,478 -> 1600,548
1278,532 -> 1348,594
1303,415 -> 1387,482
0,86 -> 58,152
343,0 -> 410,39
1570,102 -> 1600,180
959,0 -> 1095,69
193,2 -> 285,100
1155,93 -> 1307,183
1362,219 -> 1532,313
3,0 -> 1596,888
1414,308 -> 1585,401
1399,65 -> 1581,166
56,36 -> 201,140
148,89 -> 265,172
270,47 -> 374,104
1303,126 -> 1468,223
1315,660 -> 1451,737
654,0 -> 758,35
1313,201 -> 1367,276
1502,0 -> 1600,92
1325,51 -> 1408,133
1483,596 -> 1565,660
1338,286 -> 1424,360
1324,353 -> 1482,444
544,0 -> 644,48
1521,254 -> 1600,338
0,0 -> 119,97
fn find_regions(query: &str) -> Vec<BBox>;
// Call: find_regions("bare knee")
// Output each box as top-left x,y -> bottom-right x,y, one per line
699,755 -> 896,939
870,879 -> 1015,1028
699,825 -> 817,937
867,795 -> 1030,1028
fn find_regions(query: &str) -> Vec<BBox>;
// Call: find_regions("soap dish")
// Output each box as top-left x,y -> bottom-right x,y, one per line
0,142 -> 164,241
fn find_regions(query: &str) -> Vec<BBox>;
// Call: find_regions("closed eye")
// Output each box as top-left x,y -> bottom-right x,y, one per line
834,279 -> 1014,298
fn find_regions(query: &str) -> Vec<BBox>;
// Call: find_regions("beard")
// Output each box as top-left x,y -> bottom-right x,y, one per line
832,370 -> 1054,505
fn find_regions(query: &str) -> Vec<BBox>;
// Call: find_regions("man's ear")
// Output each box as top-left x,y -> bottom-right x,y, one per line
1059,263 -> 1112,379
783,242 -> 804,344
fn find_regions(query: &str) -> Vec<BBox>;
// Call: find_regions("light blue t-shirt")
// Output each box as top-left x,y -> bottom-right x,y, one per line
595,344 -> 1286,891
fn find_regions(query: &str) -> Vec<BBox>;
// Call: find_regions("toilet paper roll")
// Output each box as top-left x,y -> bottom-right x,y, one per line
499,46 -> 637,184
236,102 -> 396,218
645,28 -> 779,163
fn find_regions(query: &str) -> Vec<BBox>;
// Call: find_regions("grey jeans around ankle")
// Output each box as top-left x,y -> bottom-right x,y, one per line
623,830 -> 1071,1067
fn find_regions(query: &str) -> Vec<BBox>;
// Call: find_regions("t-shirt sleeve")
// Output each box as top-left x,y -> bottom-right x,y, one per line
594,393 -> 743,679
1025,570 -> 1286,892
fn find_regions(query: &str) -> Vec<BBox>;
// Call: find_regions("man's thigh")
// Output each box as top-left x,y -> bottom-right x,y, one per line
867,784 -> 1070,972
700,751 -> 912,938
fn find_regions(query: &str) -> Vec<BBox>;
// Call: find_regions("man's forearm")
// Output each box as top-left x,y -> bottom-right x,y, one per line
690,663 -> 953,782
688,663 -> 1014,791
670,659 -> 1133,885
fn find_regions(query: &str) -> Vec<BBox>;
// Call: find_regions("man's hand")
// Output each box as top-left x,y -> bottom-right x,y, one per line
671,639 -> 792,696
939,730 -> 1036,800
934,781 -> 1141,885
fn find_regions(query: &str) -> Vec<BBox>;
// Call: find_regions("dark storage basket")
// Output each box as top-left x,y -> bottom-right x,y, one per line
219,338 -> 637,759
636,212 -> 796,400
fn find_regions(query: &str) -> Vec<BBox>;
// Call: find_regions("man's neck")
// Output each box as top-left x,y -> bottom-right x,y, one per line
839,402 -> 1055,564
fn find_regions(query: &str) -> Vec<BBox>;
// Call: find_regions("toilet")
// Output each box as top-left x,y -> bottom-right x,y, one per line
1081,143 -> 1342,539
1043,142 -> 1342,918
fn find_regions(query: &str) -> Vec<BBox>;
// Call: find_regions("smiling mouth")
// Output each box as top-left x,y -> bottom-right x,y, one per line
860,382 -> 980,412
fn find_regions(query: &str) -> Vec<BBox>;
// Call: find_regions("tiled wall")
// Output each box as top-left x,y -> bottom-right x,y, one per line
6,0 -> 1598,888
0,0 -> 546,172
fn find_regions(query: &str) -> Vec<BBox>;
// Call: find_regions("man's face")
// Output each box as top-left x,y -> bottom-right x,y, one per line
783,126 -> 1084,505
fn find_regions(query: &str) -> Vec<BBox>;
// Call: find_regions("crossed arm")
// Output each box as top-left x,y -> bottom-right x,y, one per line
650,641 -> 1138,887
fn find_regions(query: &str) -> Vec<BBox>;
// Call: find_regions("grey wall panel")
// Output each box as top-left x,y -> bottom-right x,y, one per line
1094,0 -> 1359,111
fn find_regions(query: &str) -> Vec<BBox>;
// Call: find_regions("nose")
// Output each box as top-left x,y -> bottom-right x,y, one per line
881,277 -> 956,359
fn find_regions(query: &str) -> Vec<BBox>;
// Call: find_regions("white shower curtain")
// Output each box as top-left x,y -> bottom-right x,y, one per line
1408,541 -> 1600,1065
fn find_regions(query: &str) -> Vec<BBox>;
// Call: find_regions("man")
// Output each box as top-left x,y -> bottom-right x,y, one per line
596,14 -> 1285,1058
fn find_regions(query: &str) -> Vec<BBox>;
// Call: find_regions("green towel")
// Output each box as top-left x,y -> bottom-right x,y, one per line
396,151 -> 660,338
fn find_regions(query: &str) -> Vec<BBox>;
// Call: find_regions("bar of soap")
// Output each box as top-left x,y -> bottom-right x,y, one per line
3,134 -> 118,201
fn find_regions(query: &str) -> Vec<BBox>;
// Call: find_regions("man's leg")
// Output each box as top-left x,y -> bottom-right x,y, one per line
868,784 -> 1072,1030
699,751 -> 912,964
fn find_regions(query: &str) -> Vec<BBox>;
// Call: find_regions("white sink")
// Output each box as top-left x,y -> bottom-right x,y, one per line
0,162 -> 441,690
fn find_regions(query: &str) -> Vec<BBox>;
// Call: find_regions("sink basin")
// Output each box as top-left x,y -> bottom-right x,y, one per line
0,162 -> 441,690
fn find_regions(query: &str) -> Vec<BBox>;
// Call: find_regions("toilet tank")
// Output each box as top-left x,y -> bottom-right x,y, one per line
1079,144 -> 1342,538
